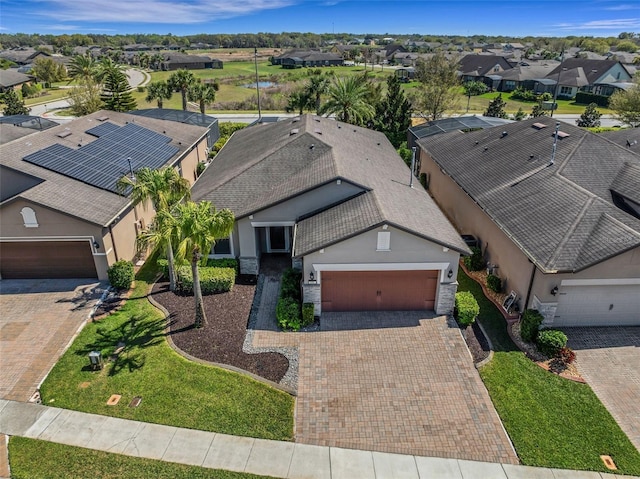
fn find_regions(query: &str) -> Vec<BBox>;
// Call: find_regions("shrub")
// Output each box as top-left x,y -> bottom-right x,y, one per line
463,246 -> 485,271
302,302 -> 315,327
557,347 -> 576,364
196,161 -> 207,177
486,274 -> 502,293
537,329 -> 568,357
176,266 -> 235,295
107,260 -> 134,290
575,91 -> 610,108
206,257 -> 239,273
520,309 -> 544,342
455,291 -> 479,327
280,268 -> 302,302
276,297 -> 301,330
510,87 -> 538,102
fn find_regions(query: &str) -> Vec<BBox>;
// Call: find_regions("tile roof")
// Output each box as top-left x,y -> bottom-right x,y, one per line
418,117 -> 640,273
0,110 -> 208,226
192,115 -> 469,255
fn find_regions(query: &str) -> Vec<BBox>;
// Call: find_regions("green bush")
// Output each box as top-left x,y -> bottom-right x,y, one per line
520,309 -> 544,343
486,274 -> 502,293
302,302 -> 315,327
206,257 -> 239,273
280,268 -> 302,302
276,297 -> 301,330
176,266 -> 235,295
455,291 -> 479,327
510,87 -> 538,102
537,329 -> 568,357
575,91 -> 610,108
463,246 -> 485,271
107,260 -> 134,290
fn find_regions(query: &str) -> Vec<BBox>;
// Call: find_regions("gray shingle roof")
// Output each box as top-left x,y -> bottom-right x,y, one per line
0,110 -> 208,226
418,117 -> 640,273
0,70 -> 32,88
546,58 -> 626,84
192,115 -> 469,255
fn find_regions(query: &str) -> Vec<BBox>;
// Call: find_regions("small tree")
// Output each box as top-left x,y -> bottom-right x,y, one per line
512,107 -> 526,121
31,57 -> 66,87
68,78 -> 103,116
609,77 -> 640,127
412,52 -> 460,120
2,89 -> 29,115
372,74 -> 412,148
101,70 -> 137,112
530,101 -> 548,118
576,103 -> 602,128
463,81 -> 488,112
145,81 -> 172,108
484,94 -> 508,118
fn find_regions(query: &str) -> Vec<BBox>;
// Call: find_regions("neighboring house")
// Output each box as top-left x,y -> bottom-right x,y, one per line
159,53 -> 222,70
546,58 -> 632,98
407,116 -> 513,150
274,51 -> 343,68
191,115 -> 469,316
417,118 -> 640,327
381,44 -> 408,61
0,110 -> 210,280
494,62 -> 558,92
395,67 -> 416,82
459,55 -> 513,87
0,115 -> 58,144
0,70 -> 33,93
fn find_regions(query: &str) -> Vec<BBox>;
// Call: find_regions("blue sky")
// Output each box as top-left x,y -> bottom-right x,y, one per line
1,0 -> 639,37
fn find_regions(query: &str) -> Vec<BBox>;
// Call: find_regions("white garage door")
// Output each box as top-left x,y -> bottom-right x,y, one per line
554,283 -> 640,327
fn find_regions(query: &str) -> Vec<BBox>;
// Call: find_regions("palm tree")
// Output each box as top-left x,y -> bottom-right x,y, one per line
188,81 -> 218,114
145,81 -> 172,108
168,69 -> 197,111
172,201 -> 234,328
116,167 -> 191,292
319,75 -> 375,125
285,89 -> 312,114
67,54 -> 98,82
305,73 -> 331,113
96,57 -> 127,83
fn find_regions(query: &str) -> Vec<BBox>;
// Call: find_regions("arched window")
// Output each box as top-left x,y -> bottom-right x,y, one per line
20,207 -> 38,228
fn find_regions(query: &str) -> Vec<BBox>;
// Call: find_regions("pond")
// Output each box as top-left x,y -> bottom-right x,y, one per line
242,81 -> 278,88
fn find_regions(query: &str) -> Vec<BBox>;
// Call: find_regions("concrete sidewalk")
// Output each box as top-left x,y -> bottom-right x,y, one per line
0,400 -> 636,479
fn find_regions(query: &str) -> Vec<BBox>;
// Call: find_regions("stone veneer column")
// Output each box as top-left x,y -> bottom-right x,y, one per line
435,281 -> 458,315
239,257 -> 258,275
292,257 -> 302,270
303,283 -> 321,316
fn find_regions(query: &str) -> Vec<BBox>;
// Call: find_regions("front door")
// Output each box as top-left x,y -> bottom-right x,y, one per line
267,226 -> 289,252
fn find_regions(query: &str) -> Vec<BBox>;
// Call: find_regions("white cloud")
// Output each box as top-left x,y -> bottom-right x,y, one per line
553,18 -> 640,30
604,4 -> 640,11
39,0 -> 297,24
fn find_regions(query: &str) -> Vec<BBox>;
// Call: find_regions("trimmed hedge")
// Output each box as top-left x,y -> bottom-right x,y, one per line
107,260 -> 134,290
302,302 -> 315,327
175,266 -> 235,295
537,329 -> 568,357
575,91 -> 610,108
520,309 -> 544,343
463,246 -> 485,271
455,291 -> 479,327
276,297 -> 302,330
280,268 -> 302,302
486,274 -> 502,293
158,257 -> 239,278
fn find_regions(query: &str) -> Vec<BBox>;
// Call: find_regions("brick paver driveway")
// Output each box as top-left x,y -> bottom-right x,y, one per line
565,327 -> 640,452
254,311 -> 517,464
0,279 -> 104,401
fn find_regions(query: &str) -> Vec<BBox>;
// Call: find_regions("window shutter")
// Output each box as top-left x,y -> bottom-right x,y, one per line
377,231 -> 390,250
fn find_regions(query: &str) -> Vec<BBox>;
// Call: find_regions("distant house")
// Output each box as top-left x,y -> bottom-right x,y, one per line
458,55 -> 513,88
495,62 -> 558,92
546,58 -> 632,99
159,53 -> 222,71
0,70 -> 33,93
395,67 -> 416,82
274,50 -> 343,68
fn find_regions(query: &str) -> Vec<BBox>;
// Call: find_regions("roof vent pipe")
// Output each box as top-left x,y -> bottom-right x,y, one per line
549,122 -> 560,166
410,147 -> 416,188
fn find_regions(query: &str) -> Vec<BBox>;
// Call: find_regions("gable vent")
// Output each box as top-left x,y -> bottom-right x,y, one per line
532,122 -> 547,130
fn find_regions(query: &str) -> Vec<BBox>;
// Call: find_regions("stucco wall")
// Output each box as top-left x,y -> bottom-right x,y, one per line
178,138 -> 207,185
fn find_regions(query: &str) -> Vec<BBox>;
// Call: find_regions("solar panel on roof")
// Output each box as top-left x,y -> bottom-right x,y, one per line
23,123 -> 180,194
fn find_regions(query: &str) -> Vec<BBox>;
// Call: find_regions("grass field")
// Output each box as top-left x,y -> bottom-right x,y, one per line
8,437 -> 272,479
457,270 -> 640,475
39,260 -> 294,441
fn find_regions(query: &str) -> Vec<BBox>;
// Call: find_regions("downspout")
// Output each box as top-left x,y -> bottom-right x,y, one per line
524,261 -> 536,312
108,223 -> 120,262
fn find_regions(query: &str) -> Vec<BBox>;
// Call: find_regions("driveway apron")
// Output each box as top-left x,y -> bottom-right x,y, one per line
565,327 -> 640,452
254,311 -> 518,464
0,279 -> 104,402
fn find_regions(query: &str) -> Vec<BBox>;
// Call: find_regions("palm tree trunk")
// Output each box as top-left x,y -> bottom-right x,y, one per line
181,89 -> 188,111
167,242 -> 177,292
192,249 -> 206,328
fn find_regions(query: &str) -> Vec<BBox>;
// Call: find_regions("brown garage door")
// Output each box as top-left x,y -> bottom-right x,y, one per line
0,241 -> 98,279
321,270 -> 438,312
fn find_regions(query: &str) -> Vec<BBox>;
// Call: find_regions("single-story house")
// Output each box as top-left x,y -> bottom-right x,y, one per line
0,70 -> 33,93
0,110 -> 210,280
417,118 -> 640,327
191,115 -> 469,316
275,51 -> 343,68
545,58 -> 632,99
0,115 -> 59,144
459,55 -> 514,87
159,53 -> 221,71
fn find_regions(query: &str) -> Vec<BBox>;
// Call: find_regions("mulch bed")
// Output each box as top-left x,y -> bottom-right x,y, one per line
460,321 -> 491,364
150,277 -> 289,384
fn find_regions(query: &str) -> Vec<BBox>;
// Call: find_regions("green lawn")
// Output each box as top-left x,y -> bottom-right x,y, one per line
458,270 -> 640,475
8,437 -> 272,479
39,261 -> 294,441
24,88 -> 72,106
465,90 -> 612,115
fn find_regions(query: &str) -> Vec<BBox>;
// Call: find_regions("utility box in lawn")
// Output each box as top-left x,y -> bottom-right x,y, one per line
88,351 -> 103,370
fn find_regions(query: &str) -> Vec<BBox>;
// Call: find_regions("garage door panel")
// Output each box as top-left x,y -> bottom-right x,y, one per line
554,284 -> 640,327
322,270 -> 438,312
0,241 -> 98,279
